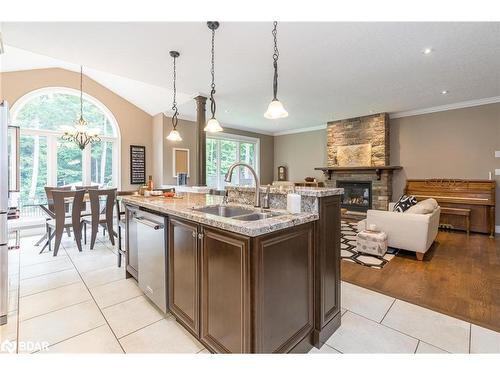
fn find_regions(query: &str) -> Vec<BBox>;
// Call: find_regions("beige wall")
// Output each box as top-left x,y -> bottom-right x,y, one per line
0,68 -> 153,191
391,103 -> 500,226
274,129 -> 327,182
159,116 -> 199,186
152,113 -> 165,187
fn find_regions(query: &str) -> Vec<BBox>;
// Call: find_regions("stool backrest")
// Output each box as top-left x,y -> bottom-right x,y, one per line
44,186 -> 72,213
88,188 -> 117,226
115,190 -> 136,221
51,189 -> 85,233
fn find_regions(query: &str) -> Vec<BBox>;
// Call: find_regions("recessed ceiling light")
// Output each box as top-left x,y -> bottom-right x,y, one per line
441,90 -> 449,95
422,48 -> 433,55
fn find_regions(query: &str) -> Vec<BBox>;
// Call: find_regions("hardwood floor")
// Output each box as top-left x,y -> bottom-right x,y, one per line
342,230 -> 500,332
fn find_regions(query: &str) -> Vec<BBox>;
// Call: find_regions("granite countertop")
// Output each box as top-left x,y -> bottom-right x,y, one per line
120,193 -> 319,237
225,185 -> 344,197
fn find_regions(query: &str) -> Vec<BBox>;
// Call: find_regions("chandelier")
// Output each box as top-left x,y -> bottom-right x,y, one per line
62,66 -> 101,150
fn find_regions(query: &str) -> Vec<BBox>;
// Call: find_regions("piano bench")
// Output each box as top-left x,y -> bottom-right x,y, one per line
440,207 -> 471,236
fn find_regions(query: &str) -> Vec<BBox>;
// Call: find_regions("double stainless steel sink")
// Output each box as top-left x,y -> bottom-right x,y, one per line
193,204 -> 284,221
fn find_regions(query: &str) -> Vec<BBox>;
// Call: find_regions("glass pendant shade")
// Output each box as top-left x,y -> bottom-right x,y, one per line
264,99 -> 288,119
204,117 -> 223,133
166,129 -> 182,141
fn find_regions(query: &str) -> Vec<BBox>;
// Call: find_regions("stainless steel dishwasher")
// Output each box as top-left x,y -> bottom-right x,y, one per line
132,209 -> 168,313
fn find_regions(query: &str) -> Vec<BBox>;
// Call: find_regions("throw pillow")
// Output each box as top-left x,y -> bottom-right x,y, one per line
405,203 -> 429,214
406,198 -> 438,214
393,195 -> 417,212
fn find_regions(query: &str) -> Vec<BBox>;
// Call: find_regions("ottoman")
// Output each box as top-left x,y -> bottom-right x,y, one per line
356,229 -> 388,257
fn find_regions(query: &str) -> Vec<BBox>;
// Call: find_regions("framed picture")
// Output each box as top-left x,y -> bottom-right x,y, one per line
130,145 -> 146,185
172,148 -> 190,177
277,165 -> 287,181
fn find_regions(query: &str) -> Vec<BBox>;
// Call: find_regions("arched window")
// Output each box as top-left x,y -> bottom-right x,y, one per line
12,87 -> 120,216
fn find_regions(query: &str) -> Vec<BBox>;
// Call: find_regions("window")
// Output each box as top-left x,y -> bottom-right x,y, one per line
206,133 -> 259,190
12,88 -> 120,217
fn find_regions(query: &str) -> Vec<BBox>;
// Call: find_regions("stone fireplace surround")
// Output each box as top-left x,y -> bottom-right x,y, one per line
322,113 -> 397,211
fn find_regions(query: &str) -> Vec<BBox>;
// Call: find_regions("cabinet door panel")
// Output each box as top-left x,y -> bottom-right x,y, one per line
200,227 -> 250,353
253,223 -> 314,353
319,197 -> 341,326
168,218 -> 199,336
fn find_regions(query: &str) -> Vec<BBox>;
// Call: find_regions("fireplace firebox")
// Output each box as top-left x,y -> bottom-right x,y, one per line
336,181 -> 372,212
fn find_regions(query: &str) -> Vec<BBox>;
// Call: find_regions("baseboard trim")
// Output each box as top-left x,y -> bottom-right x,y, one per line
312,311 -> 342,348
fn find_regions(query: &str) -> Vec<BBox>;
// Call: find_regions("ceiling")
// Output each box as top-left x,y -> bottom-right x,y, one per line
1,22 -> 500,134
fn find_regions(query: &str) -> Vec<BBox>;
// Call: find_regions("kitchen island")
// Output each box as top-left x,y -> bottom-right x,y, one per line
120,186 -> 343,353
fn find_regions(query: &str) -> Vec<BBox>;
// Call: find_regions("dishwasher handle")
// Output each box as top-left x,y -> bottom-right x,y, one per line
133,216 -> 164,230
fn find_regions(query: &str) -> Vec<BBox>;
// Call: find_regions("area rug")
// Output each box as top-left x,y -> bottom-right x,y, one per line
341,221 -> 398,269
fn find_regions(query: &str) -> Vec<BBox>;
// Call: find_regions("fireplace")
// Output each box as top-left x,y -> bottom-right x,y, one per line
337,181 -> 372,212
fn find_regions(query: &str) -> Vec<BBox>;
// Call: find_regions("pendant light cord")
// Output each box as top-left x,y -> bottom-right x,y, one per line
79,65 -> 85,123
272,21 -> 279,101
210,27 -> 217,119
172,54 -> 179,129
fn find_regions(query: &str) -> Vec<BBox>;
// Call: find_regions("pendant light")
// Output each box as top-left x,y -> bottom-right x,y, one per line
166,50 -> 182,141
204,21 -> 223,133
264,21 -> 288,119
62,66 -> 101,150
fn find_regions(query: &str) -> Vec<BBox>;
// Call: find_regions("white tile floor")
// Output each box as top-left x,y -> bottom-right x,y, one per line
1,233 -> 499,354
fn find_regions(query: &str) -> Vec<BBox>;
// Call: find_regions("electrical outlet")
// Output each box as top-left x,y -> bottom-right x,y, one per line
496,169 -> 500,176
496,151 -> 500,158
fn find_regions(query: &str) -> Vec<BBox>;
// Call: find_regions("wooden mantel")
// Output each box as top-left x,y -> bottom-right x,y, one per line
314,166 -> 402,181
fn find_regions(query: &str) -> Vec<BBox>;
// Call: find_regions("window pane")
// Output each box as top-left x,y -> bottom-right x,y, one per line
91,141 -> 114,187
19,134 -> 48,217
219,140 -> 238,189
239,142 -> 256,186
57,139 -> 83,187
206,138 -> 218,189
14,92 -> 115,137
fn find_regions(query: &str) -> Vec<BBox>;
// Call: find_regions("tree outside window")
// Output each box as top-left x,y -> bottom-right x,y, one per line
206,135 -> 259,190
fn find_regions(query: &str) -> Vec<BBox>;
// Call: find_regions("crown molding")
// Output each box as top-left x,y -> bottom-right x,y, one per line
390,96 -> 500,119
273,124 -> 327,136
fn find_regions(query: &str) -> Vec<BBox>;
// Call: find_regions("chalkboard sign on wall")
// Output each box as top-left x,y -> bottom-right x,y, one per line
130,145 -> 146,185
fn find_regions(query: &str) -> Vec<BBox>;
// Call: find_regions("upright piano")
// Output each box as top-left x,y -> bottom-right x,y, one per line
405,179 -> 496,237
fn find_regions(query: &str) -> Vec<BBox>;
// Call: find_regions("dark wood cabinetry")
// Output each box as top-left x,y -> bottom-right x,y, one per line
314,195 -> 342,345
200,227 -> 251,353
252,225 -> 314,353
165,195 -> 341,353
167,219 -> 320,353
168,217 -> 200,337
